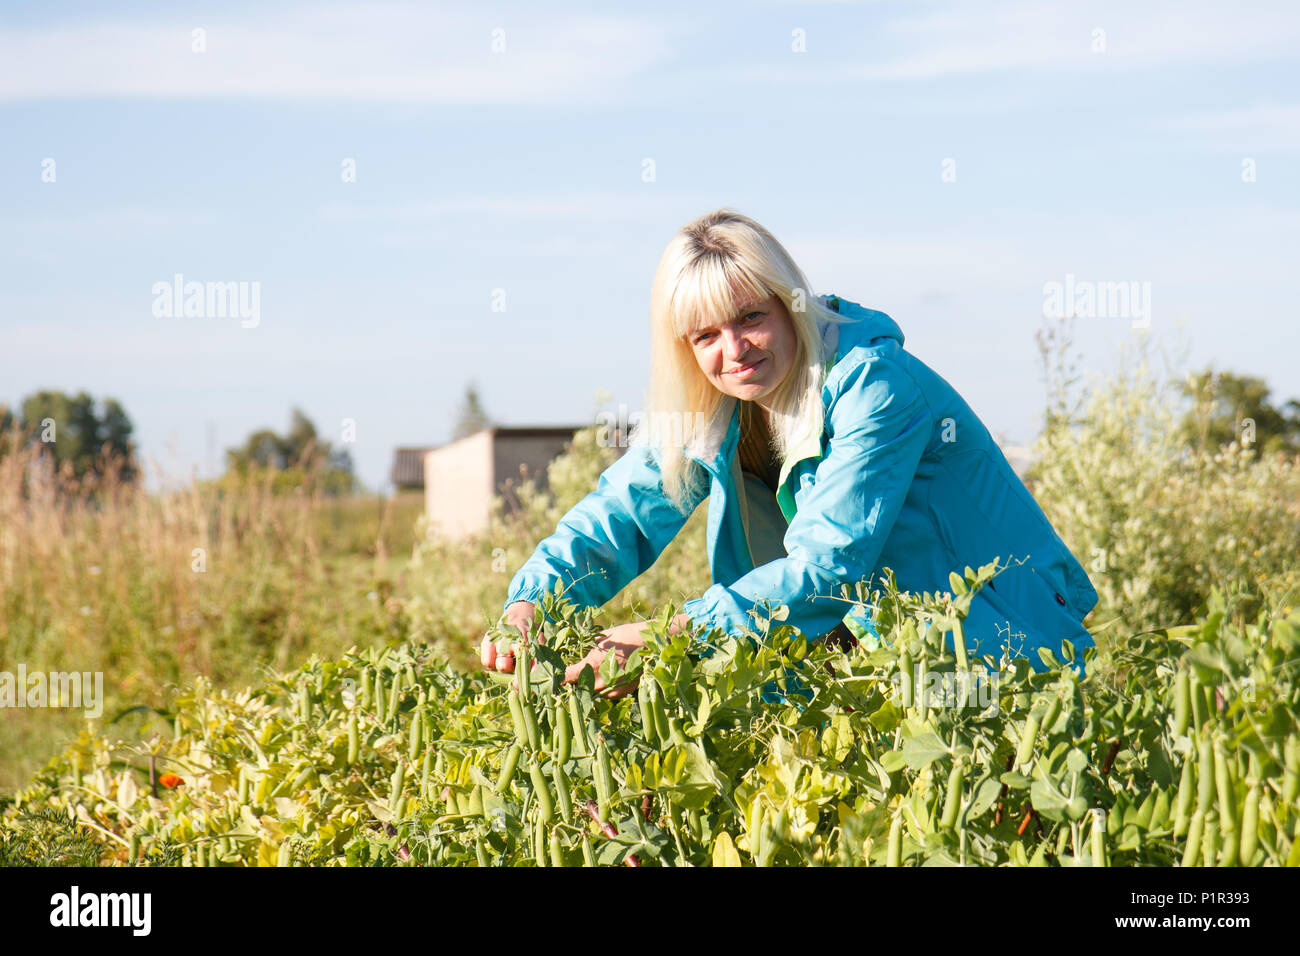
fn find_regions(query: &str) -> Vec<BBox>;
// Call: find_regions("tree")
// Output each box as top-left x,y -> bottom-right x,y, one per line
6,390 -> 138,483
226,408 -> 356,494
452,382 -> 492,441
1176,368 -> 1300,458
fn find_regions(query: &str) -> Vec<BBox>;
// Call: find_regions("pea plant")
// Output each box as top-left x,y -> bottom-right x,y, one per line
4,560 -> 1297,867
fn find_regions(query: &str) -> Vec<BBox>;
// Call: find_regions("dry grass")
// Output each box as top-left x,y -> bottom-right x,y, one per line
0,435 -> 423,792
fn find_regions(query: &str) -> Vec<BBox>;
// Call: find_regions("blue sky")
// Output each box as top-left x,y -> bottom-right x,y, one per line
2,0 -> 1297,493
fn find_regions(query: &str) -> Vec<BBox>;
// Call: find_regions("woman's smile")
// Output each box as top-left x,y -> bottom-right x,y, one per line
728,357 -> 766,378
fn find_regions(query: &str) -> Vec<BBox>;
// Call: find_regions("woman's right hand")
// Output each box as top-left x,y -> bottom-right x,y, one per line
480,601 -> 536,673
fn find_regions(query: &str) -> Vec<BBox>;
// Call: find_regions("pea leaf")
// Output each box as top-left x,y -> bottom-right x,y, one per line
902,732 -> 948,771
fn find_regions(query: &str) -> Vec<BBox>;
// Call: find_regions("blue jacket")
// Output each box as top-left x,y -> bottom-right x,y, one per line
505,295 -> 1098,669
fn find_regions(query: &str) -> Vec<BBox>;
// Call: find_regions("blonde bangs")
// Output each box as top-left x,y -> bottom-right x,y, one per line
667,257 -> 772,342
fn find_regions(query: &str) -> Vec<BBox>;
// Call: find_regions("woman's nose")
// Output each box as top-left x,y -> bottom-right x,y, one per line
720,327 -> 751,361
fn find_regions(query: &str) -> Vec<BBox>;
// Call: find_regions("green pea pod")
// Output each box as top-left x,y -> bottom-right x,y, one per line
128,830 -> 140,865
1173,670 -> 1191,737
535,816 -> 547,868
552,760 -> 573,821
651,685 -> 671,744
476,838 -> 489,868
1239,784 -> 1259,866
521,693 -> 541,753
347,714 -> 360,766
594,737 -> 613,821
886,815 -> 903,867
238,767 -> 251,806
529,759 -> 555,824
507,688 -> 529,750
915,655 -> 929,710
373,672 -> 386,723
360,669 -> 372,710
1174,757 -> 1194,837
298,684 -> 312,723
687,807 -> 702,839
543,691 -> 558,735
549,831 -> 565,868
898,651 -> 913,709
668,716 -> 689,749
389,669 -> 404,722
1015,711 -> 1041,770
1213,739 -> 1238,865
1181,809 -> 1204,867
421,747 -> 435,801
1091,810 -> 1107,867
498,743 -> 523,792
1200,684 -> 1217,728
1201,812 -> 1219,867
1151,787 -> 1171,830
1280,738 -> 1300,803
1041,694 -> 1062,734
1134,791 -> 1156,830
389,762 -> 404,815
581,833 -> 597,867
638,680 -> 658,747
1213,738 -> 1236,825
555,705 -> 572,764
1196,734 -> 1215,814
1189,671 -> 1206,731
567,692 -> 589,754
940,759 -> 965,830
408,704 -> 424,764
517,644 -> 531,702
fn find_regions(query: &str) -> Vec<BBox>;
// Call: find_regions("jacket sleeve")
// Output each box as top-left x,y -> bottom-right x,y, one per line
504,443 -> 704,613
680,357 -> 932,642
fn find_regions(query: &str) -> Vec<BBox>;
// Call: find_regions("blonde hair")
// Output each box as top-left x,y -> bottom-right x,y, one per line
637,208 -> 850,514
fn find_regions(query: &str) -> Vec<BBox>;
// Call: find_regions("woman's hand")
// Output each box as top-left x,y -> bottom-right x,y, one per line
480,601 -> 535,674
562,613 -> 693,698
562,621 -> 648,697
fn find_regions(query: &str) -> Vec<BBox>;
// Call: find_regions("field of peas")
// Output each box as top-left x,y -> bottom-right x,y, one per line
3,558 -> 1297,868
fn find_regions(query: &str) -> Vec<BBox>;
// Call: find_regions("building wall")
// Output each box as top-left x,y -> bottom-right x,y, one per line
424,432 -> 493,540
492,434 -> 580,516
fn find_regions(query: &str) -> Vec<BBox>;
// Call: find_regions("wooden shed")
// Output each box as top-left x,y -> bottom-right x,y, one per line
423,426 -> 604,540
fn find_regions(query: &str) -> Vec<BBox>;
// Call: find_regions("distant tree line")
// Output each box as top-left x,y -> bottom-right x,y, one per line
0,394 -> 355,494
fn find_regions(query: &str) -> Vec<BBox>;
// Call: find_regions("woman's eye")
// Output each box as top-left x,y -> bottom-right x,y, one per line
744,312 -> 762,323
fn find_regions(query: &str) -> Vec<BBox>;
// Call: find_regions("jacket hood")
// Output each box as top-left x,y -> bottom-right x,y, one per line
826,294 -> 906,351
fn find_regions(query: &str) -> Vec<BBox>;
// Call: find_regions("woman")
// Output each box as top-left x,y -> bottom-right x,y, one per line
481,208 -> 1098,693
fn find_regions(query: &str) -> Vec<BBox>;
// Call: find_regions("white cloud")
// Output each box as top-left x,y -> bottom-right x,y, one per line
316,193 -> 684,223
864,0 -> 1300,79
1161,105 -> 1300,154
0,2 -> 674,104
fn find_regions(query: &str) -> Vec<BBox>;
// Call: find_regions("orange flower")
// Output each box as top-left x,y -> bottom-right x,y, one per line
158,772 -> 184,789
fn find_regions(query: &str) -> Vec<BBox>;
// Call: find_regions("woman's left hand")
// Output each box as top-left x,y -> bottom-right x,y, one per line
563,614 -> 692,697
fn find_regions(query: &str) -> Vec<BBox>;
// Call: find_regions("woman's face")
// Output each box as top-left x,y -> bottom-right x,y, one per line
687,294 -> 798,407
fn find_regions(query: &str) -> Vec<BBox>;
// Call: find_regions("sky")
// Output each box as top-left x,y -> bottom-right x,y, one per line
2,0 -> 1297,493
